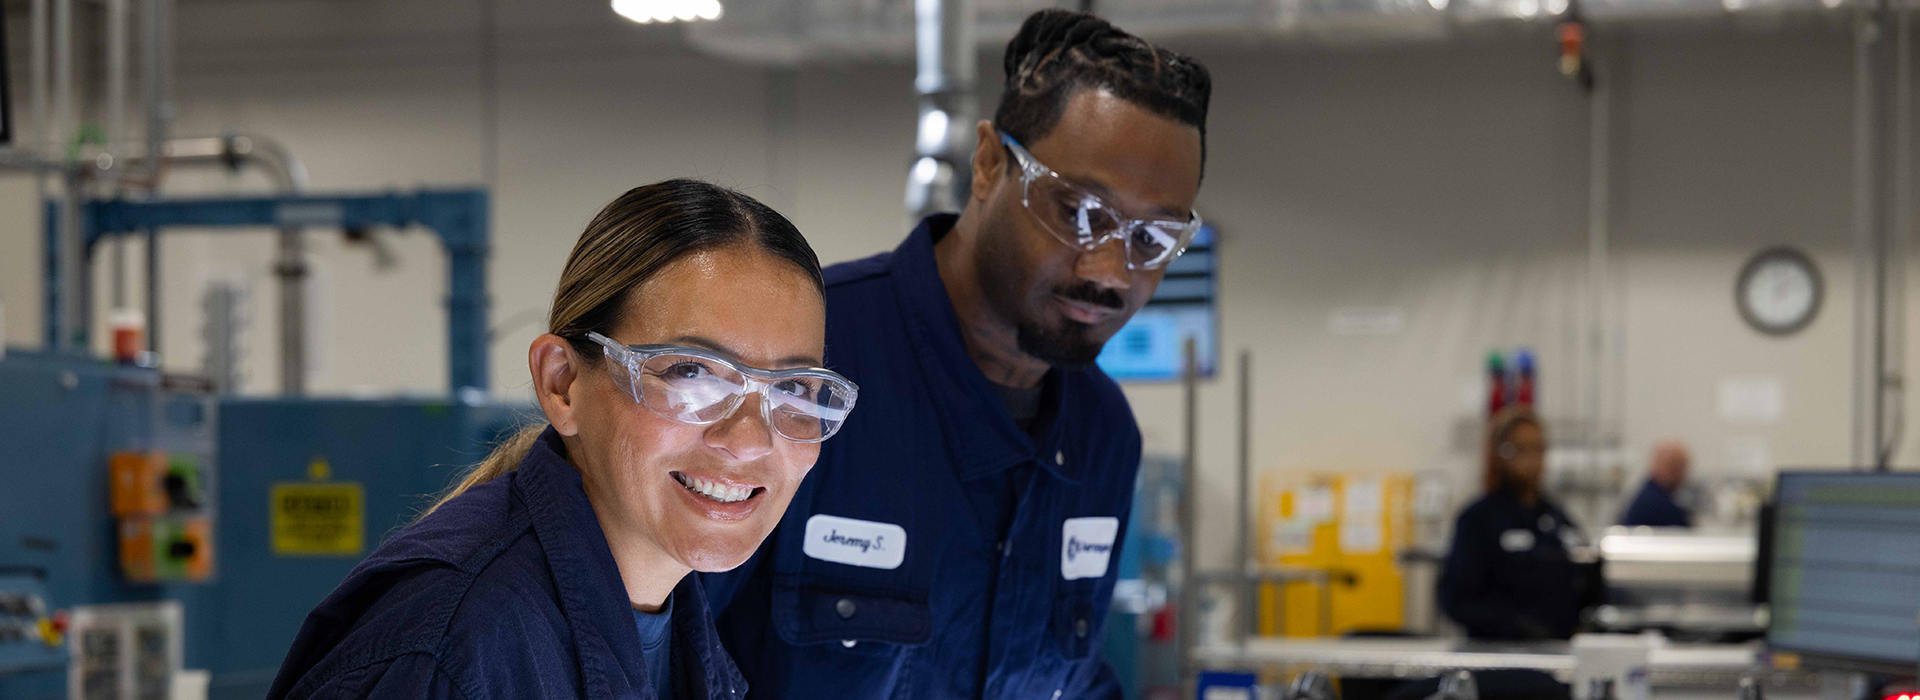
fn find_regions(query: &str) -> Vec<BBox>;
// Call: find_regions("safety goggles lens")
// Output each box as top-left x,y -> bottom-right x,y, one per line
634,353 -> 855,443
1023,173 -> 1197,270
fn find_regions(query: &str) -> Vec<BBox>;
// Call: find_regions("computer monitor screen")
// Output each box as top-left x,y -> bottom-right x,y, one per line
1767,471 -> 1920,671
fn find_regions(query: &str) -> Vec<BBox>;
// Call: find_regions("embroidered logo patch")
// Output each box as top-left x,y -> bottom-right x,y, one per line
803,514 -> 906,570
1061,517 -> 1119,580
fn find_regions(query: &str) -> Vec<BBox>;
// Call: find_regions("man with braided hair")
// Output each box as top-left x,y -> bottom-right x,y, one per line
703,8 -> 1210,698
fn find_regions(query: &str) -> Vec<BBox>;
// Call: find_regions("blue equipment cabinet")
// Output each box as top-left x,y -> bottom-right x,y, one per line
0,350 -> 216,699
0,350 -> 531,699
185,397 -> 529,699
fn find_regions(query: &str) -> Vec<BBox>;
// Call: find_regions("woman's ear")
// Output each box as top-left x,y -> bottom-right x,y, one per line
530,334 -> 582,436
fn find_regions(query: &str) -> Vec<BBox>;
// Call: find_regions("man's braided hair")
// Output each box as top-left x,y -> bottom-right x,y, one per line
994,9 -> 1212,169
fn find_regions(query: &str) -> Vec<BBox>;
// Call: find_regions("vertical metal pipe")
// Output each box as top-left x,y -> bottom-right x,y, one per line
905,0 -> 976,219
1852,5 -> 1878,469
1177,337 -> 1199,685
1584,56 -> 1611,465
52,0 -> 82,351
144,0 -> 171,180
146,226 -> 159,356
108,0 -> 130,313
1235,349 -> 1252,646
108,0 -> 128,162
1852,0 -> 1898,470
1886,0 -> 1912,467
30,0 -> 49,155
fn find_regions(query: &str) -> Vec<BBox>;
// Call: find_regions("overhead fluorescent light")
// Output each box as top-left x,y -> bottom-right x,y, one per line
612,0 -> 723,24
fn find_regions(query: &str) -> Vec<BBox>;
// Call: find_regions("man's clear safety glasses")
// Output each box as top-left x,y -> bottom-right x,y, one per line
585,332 -> 860,443
999,130 -> 1203,270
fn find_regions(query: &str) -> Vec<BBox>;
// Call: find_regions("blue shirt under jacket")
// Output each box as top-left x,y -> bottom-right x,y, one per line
267,427 -> 747,700
704,214 -> 1143,699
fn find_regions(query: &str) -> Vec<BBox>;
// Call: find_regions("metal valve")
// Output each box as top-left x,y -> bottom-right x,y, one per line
1285,670 -> 1337,700
1426,670 -> 1479,700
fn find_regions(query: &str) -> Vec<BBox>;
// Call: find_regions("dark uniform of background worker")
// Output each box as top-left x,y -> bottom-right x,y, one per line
1439,407 -> 1606,641
702,9 -> 1211,699
1619,440 -> 1693,528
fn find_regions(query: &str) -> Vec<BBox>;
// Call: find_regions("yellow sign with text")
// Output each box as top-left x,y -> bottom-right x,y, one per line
271,482 -> 365,556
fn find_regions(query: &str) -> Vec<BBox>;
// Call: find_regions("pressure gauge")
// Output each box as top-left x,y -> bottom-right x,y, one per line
1736,247 -> 1822,336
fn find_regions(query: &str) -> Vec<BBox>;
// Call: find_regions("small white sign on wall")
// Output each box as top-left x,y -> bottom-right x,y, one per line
1717,376 -> 1785,424
1328,307 -> 1407,336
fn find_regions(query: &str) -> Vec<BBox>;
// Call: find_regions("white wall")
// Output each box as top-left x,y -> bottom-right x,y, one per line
1,1 -> 1912,573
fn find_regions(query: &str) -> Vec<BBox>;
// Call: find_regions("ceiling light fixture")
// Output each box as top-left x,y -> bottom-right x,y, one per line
613,0 -> 723,24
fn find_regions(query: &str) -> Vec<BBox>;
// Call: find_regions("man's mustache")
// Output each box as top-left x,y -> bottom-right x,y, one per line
1053,282 -> 1124,311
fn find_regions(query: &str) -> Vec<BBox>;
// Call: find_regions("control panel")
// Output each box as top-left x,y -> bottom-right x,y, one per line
0,569 -> 66,676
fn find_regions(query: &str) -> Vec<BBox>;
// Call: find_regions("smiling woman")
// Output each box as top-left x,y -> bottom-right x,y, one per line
265,179 -> 843,700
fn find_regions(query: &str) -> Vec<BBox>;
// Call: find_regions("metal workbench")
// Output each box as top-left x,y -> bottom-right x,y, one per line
1192,638 -> 1818,691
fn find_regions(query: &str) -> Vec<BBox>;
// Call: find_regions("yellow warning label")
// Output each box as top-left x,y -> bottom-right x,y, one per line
271,482 -> 365,556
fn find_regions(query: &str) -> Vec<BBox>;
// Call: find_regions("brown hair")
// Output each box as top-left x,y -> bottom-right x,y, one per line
426,179 -> 822,514
1483,405 -> 1544,493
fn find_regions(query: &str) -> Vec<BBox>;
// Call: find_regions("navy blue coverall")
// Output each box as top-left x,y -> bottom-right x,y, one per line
1618,479 -> 1690,528
704,215 -> 1141,699
268,428 -> 748,700
1437,490 -> 1606,640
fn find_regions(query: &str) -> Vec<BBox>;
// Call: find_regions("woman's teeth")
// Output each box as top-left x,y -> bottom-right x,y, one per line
674,473 -> 753,504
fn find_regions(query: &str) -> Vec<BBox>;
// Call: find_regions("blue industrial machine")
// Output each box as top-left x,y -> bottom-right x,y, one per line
2,187 -> 534,699
0,350 -> 218,699
45,188 -> 491,392
184,397 -> 528,698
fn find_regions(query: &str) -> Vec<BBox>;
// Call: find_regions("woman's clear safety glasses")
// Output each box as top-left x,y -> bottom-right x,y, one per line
585,332 -> 859,444
999,130 -> 1204,270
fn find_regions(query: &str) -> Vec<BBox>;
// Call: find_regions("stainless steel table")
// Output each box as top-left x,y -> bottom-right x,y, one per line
1192,638 -> 1818,692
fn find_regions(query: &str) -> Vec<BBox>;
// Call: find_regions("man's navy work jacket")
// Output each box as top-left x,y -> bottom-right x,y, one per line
1618,479 -> 1691,528
704,215 -> 1142,699
267,427 -> 748,700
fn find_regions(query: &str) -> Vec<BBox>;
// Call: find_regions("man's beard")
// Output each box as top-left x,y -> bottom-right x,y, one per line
1013,281 -> 1124,368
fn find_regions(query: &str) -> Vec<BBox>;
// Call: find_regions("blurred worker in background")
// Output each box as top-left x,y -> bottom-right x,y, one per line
268,180 -> 857,700
1619,440 -> 1692,528
1438,407 -> 1606,640
702,8 -> 1210,699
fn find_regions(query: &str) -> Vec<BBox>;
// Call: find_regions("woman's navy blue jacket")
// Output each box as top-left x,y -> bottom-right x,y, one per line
266,427 -> 747,700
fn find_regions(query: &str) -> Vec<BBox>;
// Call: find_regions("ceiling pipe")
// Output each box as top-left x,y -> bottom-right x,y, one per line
905,0 -> 977,220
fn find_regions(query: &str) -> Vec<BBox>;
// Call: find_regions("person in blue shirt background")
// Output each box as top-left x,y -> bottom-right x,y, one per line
1438,407 -> 1606,641
1619,440 -> 1693,528
703,8 -> 1211,699
268,179 -> 859,699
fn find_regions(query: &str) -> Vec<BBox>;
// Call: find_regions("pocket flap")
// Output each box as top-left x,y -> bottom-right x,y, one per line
772,578 -> 932,647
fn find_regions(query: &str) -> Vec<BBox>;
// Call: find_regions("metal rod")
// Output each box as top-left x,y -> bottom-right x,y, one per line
1886,0 -> 1912,468
1852,0 -> 1898,470
1584,50 -> 1611,466
52,0 -> 82,351
1236,349 -> 1252,647
30,0 -> 49,155
1178,336 -> 1199,686
108,0 -> 128,163
144,0 -> 171,181
145,226 -> 159,355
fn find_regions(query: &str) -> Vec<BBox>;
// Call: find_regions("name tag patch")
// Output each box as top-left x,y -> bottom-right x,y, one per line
1500,529 -> 1536,552
1061,517 -> 1119,580
803,514 -> 906,570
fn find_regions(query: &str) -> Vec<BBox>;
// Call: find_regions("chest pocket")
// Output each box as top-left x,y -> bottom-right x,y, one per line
771,575 -> 931,655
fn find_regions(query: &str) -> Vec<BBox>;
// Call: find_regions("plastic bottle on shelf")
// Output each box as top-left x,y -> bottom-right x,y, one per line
110,308 -> 145,365
1486,351 -> 1508,416
1515,348 -> 1536,407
